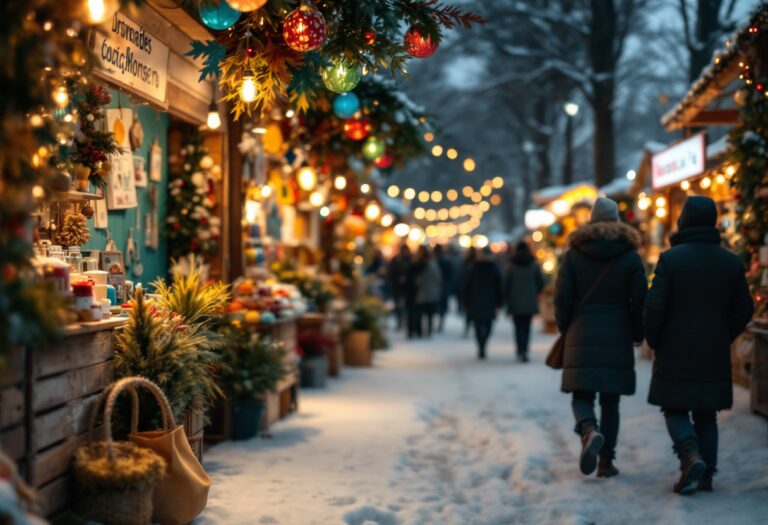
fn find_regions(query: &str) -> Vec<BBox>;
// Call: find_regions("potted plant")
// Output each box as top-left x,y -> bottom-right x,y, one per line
298,331 -> 333,388
343,299 -> 378,367
218,323 -> 287,440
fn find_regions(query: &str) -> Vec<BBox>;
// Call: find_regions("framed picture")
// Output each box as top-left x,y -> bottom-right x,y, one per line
100,250 -> 126,304
105,109 -> 137,210
150,138 -> 163,182
134,155 -> 147,188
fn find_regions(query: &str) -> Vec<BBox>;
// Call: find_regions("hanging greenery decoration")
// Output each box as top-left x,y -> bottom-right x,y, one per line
726,2 -> 768,317
188,0 -> 484,118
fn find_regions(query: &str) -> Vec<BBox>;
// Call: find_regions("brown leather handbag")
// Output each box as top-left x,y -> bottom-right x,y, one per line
546,259 -> 618,369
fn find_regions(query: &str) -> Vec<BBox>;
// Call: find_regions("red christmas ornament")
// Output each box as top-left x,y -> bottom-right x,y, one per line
246,45 -> 257,58
404,25 -> 438,58
283,5 -> 327,52
364,29 -> 377,46
344,116 -> 372,141
373,152 -> 394,169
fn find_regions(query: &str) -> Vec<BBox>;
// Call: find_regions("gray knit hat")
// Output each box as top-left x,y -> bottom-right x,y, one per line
590,197 -> 619,223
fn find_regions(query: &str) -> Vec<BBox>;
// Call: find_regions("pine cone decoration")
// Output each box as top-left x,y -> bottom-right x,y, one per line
58,210 -> 91,246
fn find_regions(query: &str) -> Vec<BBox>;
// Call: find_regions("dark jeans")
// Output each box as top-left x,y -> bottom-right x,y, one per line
406,302 -> 421,338
512,314 -> 533,357
663,408 -> 718,476
572,391 -> 620,460
419,302 -> 437,337
474,319 -> 494,358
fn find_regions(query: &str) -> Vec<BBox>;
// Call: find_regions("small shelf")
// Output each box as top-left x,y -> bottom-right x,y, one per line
51,191 -> 104,203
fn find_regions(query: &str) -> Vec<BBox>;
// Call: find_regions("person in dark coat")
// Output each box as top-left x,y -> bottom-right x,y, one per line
555,197 -> 647,478
404,249 -> 423,339
387,246 -> 411,331
459,247 -> 478,338
434,244 -> 454,332
645,196 -> 753,495
462,247 -> 503,359
415,246 -> 442,337
504,241 -> 544,362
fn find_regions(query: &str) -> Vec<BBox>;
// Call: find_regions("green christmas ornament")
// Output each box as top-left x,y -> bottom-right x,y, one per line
362,135 -> 386,160
321,56 -> 362,94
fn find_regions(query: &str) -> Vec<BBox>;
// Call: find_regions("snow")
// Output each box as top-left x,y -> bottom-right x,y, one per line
197,315 -> 768,525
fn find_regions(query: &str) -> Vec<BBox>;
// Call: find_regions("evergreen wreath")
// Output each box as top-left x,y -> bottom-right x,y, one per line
166,130 -> 221,260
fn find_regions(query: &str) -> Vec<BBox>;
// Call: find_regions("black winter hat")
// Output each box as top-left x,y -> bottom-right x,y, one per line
677,196 -> 717,230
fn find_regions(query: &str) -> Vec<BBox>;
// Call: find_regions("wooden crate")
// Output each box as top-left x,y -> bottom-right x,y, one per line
749,324 -> 768,417
732,331 -> 755,389
257,319 -> 299,430
0,319 -> 124,520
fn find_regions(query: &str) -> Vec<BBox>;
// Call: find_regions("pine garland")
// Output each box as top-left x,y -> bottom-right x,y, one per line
166,130 -> 221,260
188,0 -> 484,117
726,2 -> 768,317
70,85 -> 121,188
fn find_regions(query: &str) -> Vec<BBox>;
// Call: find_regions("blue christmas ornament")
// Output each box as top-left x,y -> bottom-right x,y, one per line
548,223 -> 564,236
333,93 -> 360,119
198,0 -> 241,31
260,311 -> 276,325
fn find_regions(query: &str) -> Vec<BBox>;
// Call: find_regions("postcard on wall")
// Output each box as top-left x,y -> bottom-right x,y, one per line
100,250 -> 127,304
105,108 -> 137,209
150,138 -> 163,182
134,155 -> 147,188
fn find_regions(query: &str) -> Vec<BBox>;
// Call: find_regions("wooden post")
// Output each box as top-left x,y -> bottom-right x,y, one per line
227,114 -> 244,280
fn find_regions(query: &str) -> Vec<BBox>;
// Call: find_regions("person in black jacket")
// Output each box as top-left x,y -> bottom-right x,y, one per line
555,197 -> 647,478
462,247 -> 503,359
504,241 -> 545,362
645,196 -> 754,495
387,246 -> 411,331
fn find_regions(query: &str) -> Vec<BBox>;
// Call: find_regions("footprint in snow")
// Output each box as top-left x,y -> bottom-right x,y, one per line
343,506 -> 401,525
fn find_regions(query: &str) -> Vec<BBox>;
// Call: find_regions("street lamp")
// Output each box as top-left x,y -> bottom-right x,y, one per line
563,102 -> 579,185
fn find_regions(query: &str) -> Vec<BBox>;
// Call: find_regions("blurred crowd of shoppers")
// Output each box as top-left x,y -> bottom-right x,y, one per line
384,241 -> 545,361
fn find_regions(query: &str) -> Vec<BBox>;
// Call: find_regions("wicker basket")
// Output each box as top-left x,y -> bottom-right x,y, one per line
74,377 -> 174,525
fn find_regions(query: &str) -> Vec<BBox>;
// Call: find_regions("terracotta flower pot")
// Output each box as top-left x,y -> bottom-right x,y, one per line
343,330 -> 372,367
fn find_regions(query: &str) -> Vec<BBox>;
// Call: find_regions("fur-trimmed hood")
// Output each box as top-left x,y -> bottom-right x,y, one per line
568,221 -> 641,260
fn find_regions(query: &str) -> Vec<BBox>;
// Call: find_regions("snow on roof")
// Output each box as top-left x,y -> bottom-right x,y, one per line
599,178 -> 634,197
531,182 -> 597,205
644,141 -> 668,154
707,134 -> 730,159
661,5 -> 764,130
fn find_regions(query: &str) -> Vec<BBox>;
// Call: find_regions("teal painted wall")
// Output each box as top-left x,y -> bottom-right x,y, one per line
82,90 -> 170,285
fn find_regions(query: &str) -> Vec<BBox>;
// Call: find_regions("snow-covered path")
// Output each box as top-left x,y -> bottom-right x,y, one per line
198,315 -> 768,525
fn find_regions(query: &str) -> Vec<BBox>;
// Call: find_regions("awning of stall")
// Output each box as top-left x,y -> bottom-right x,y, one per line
532,182 -> 598,217
660,12 -> 760,131
90,1 -> 216,126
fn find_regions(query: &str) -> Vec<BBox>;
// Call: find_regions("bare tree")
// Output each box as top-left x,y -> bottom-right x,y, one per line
679,0 -> 741,81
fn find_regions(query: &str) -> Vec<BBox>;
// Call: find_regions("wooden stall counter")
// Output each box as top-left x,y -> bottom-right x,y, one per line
0,317 -> 126,520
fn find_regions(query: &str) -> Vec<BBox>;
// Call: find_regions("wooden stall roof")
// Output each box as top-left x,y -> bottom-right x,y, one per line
661,10 -> 762,132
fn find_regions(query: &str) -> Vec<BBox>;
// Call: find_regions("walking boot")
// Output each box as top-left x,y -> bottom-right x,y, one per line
698,473 -> 713,492
597,457 -> 619,478
579,426 -> 605,476
673,452 -> 707,495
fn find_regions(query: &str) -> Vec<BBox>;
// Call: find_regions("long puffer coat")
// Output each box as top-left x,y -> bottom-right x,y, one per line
504,255 -> 545,316
555,221 -> 647,395
462,259 -> 503,322
646,225 -> 754,410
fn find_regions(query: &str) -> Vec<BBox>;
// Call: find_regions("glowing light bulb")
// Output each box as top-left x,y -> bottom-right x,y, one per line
655,196 -> 666,208
680,180 -> 690,191
309,191 -> 325,207
418,191 -> 430,203
431,191 -> 442,202
403,188 -> 416,200
381,214 -> 394,227
463,158 -> 476,172
260,185 -> 273,198
334,175 -> 347,191
240,69 -> 257,103
626,169 -> 637,181
424,132 -> 434,142
365,202 -> 381,221
85,0 -> 119,24
431,145 -> 443,157
394,223 -> 410,237
320,206 -> 330,217
715,174 -> 726,185
206,103 -> 221,130
655,207 -> 668,218
297,166 -> 317,191
446,148 -> 458,160
360,183 -> 371,194
52,86 -> 69,108
447,189 -> 458,201
458,235 -> 472,248
638,197 -> 651,210
387,185 -> 400,198
532,231 -> 543,242
700,176 -> 712,189
474,235 -> 489,248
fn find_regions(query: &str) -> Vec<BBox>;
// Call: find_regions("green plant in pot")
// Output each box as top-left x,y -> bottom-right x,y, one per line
218,322 -> 287,439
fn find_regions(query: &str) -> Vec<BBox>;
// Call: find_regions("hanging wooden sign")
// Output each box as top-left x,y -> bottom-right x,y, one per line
91,12 -> 170,108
